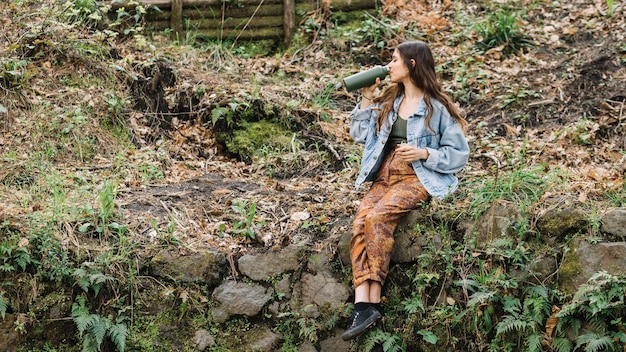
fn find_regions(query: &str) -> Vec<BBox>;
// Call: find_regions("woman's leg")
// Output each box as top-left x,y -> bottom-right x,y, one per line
351,153 -> 430,294
343,153 -> 430,341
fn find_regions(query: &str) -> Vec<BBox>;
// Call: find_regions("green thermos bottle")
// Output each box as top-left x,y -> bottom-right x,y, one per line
342,65 -> 389,92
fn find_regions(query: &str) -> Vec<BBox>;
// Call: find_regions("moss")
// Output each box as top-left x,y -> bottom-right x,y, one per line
557,241 -> 583,296
226,120 -> 293,161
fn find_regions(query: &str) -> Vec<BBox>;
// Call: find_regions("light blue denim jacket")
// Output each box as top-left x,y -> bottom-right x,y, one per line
350,94 -> 470,199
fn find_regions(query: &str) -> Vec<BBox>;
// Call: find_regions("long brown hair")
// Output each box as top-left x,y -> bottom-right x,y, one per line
373,41 -> 467,133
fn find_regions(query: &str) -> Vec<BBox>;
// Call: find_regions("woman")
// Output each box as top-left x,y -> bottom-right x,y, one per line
342,40 -> 470,341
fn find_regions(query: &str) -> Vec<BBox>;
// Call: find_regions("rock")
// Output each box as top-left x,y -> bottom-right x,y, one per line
298,341 -> 318,352
392,209 -> 442,263
238,244 -> 303,281
558,240 -> 626,294
211,280 -> 273,323
150,247 -> 225,285
292,252 -> 350,318
0,314 -> 20,352
319,329 -> 351,352
247,328 -> 282,352
461,204 -> 525,248
601,208 -> 626,240
536,208 -> 588,244
511,253 -> 559,285
274,276 -> 292,299
193,329 -> 215,351
337,232 -> 351,267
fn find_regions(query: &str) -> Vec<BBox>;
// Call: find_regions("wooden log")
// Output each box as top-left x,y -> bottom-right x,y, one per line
295,0 -> 376,12
146,6 -> 285,21
102,0 -> 284,10
198,26 -> 284,39
148,16 -> 283,30
193,16 -> 284,29
283,0 -> 295,46
184,5 -> 284,19
147,20 -> 283,38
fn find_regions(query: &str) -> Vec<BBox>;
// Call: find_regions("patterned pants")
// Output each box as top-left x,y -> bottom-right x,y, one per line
350,150 -> 431,288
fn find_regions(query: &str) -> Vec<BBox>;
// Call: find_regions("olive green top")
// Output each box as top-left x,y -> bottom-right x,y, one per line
388,117 -> 407,146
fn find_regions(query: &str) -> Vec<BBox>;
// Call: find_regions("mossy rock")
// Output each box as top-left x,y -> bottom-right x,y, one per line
536,208 -> 588,244
557,240 -> 583,295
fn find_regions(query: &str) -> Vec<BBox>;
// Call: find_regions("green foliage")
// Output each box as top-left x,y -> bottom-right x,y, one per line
605,0 -> 615,17
556,272 -> 626,352
497,86 -> 541,109
311,83 -> 336,110
230,199 -> 266,240
0,57 -> 32,90
0,222 -> 37,274
474,6 -> 534,57
72,265 -> 113,297
570,118 -> 600,145
468,165 -> 548,217
71,296 -> 128,352
0,292 -> 8,319
361,329 -> 406,352
77,180 -> 126,238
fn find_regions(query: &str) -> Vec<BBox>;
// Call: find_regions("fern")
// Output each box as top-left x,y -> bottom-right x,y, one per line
362,329 -> 405,352
71,296 -> 128,352
107,323 -> 128,351
584,337 -> 615,352
575,332 -> 616,352
496,315 -> 533,335
551,337 -> 573,352
524,333 -> 542,352
362,329 -> 387,352
72,297 -> 97,335
0,292 -> 8,319
381,333 -> 405,352
467,290 -> 497,307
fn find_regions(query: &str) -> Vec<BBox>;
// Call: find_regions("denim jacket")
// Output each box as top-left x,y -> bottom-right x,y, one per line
350,94 -> 469,199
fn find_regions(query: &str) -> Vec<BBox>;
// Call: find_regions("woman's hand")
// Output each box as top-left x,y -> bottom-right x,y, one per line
395,143 -> 429,162
360,77 -> 381,108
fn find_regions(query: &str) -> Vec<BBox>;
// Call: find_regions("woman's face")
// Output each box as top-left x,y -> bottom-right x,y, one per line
388,49 -> 411,83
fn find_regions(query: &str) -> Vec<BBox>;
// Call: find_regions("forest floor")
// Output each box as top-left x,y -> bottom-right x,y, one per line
0,0 -> 624,258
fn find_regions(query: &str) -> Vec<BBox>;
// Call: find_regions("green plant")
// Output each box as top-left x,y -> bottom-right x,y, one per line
555,272 -> 626,352
0,291 -> 8,319
110,0 -> 150,36
497,87 -> 541,109
468,165 -> 548,217
71,295 -> 128,352
495,286 -> 551,351
571,119 -> 599,145
606,0 -> 615,17
0,222 -> 37,274
225,120 -> 293,162
0,58 -> 32,90
230,199 -> 265,240
474,7 -> 534,57
311,83 -> 335,110
77,180 -> 124,238
361,328 -> 406,352
72,264 -> 113,297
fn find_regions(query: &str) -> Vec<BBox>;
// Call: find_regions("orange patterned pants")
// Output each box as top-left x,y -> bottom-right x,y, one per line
350,150 -> 431,288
